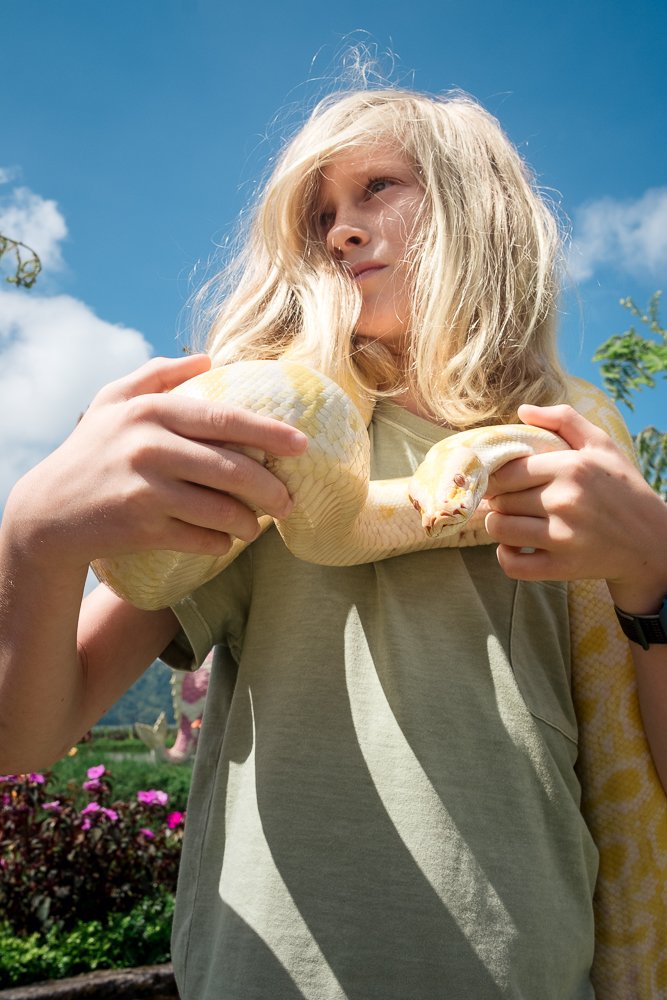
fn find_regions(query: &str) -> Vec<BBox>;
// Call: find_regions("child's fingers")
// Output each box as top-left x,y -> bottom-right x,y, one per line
96,356 -> 309,459
157,440 -> 297,522
152,479 -> 269,547
517,403 -> 611,451
486,453 -> 561,500
97,354 -> 212,401
493,544 -> 561,582
485,511 -> 550,549
158,396 -> 309,457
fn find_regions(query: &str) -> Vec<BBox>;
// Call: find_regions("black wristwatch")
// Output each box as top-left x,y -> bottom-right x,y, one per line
614,596 -> 667,651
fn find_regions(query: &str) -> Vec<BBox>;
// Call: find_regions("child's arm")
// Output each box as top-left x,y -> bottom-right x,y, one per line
485,404 -> 667,787
0,354 -> 307,772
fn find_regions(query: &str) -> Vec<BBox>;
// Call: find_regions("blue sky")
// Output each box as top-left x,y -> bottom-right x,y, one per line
1,0 -> 665,502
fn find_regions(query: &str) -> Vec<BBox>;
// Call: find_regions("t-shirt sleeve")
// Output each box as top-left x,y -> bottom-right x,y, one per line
159,544 -> 254,670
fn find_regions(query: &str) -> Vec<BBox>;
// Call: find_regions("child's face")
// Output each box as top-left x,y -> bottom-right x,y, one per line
316,144 -> 424,354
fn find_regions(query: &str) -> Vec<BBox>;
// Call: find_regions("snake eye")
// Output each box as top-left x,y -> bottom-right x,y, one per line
453,474 -> 466,488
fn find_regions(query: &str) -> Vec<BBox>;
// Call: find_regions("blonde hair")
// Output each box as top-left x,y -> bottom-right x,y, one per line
200,88 -> 567,426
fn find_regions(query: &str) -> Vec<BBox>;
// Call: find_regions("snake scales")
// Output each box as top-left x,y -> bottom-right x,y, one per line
93,360 -> 667,998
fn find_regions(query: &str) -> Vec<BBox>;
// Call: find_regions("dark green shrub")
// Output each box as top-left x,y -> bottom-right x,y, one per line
0,892 -> 174,987
0,769 -> 185,936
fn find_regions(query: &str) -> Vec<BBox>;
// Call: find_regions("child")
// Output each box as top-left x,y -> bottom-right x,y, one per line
1,87 -> 666,1000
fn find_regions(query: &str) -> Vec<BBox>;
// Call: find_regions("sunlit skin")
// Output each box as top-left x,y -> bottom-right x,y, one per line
317,146 -> 424,354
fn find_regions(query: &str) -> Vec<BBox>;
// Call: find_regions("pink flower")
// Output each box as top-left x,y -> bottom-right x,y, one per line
137,789 -> 168,806
139,827 -> 155,839
167,811 -> 185,829
83,779 -> 102,792
43,800 -> 61,812
80,801 -> 117,824
87,764 -> 106,780
28,772 -> 45,784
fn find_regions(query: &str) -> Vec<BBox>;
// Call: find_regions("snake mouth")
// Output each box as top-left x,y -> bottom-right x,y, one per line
422,506 -> 468,536
409,492 -> 470,536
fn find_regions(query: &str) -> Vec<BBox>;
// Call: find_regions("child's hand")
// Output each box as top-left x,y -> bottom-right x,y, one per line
484,404 -> 667,612
5,355 -> 308,574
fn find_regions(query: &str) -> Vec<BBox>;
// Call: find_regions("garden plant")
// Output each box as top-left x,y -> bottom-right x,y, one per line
0,765 -> 185,987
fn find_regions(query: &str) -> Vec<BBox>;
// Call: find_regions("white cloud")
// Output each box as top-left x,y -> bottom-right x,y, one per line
569,187 -> 667,283
0,184 -> 68,273
0,291 -> 151,504
0,166 -> 20,185
0,174 -> 152,505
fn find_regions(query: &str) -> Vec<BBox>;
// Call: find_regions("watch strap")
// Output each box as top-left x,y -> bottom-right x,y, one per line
614,596 -> 667,650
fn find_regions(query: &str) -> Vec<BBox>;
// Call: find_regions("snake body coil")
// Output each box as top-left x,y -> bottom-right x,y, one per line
92,359 -> 565,610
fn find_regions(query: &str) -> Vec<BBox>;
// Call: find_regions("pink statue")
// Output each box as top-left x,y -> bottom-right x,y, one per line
135,654 -> 212,763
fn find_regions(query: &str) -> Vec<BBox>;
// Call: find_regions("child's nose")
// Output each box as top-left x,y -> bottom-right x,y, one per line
326,221 -> 370,256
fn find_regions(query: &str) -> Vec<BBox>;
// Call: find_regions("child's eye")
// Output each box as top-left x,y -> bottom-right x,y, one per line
317,209 -> 334,231
366,177 -> 393,196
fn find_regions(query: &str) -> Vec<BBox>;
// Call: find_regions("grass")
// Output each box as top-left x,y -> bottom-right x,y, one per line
48,734 -> 194,813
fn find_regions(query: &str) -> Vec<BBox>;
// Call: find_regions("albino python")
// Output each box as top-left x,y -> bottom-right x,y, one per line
93,360 -> 667,998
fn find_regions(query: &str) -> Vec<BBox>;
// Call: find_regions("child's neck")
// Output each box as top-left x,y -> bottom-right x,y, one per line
392,387 -> 439,424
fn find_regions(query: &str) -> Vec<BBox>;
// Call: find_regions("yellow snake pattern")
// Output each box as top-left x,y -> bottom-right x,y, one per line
94,364 -> 666,997
564,378 -> 667,999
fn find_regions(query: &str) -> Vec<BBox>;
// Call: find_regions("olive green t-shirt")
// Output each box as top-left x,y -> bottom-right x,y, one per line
166,401 -> 598,1000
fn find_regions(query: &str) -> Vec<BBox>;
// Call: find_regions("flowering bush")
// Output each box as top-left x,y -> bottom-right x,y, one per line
0,767 -> 185,936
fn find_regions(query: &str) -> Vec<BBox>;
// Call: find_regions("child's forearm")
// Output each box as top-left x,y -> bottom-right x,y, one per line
0,486 -> 180,771
0,489 -> 92,770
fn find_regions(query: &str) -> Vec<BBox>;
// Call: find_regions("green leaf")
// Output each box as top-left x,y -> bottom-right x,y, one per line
634,427 -> 667,500
594,293 -> 666,498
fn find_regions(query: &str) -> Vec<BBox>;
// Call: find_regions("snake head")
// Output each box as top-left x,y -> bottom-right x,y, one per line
408,445 -> 487,537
